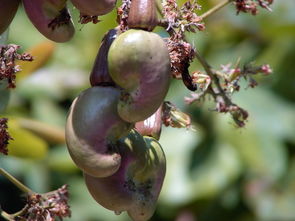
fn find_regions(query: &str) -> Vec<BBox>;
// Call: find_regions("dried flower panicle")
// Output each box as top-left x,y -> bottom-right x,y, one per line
220,62 -> 273,92
117,0 -> 132,31
184,61 -> 271,127
215,96 -> 249,127
0,118 -> 12,155
167,38 -> 195,79
79,14 -> 100,24
0,44 -> 33,88
14,185 -> 71,221
234,0 -> 274,15
162,0 -> 204,89
162,0 -> 204,33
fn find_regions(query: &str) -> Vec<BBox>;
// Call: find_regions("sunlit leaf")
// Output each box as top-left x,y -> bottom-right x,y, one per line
16,41 -> 55,80
7,119 -> 48,159
48,145 -> 78,173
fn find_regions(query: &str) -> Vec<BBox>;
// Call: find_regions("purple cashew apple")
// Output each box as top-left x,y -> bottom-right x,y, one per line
70,0 -> 117,16
65,86 -> 132,177
135,104 -> 163,140
84,129 -> 166,221
128,0 -> 157,31
108,29 -> 171,123
0,0 -> 20,35
23,0 -> 75,43
90,28 -> 118,87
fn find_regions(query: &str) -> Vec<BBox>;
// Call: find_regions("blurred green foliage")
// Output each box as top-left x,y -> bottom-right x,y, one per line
1,0 -> 295,221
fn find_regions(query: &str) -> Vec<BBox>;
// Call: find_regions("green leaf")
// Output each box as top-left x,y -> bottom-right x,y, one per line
0,80 -> 10,113
48,145 -> 78,173
7,119 -> 48,159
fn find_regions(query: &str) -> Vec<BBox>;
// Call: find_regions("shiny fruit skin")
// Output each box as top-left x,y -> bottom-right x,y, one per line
0,0 -> 20,34
108,29 -> 171,123
84,130 -> 166,221
71,0 -> 117,16
23,0 -> 75,43
65,86 -> 132,177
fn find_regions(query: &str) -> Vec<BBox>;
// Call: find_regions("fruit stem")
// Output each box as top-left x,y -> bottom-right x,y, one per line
0,168 -> 34,194
0,210 -> 12,221
200,0 -> 233,20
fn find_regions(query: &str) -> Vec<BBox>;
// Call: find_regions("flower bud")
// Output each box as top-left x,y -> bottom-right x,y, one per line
163,101 -> 192,129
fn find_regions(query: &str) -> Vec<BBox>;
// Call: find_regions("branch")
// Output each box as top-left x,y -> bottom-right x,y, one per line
0,168 -> 34,194
194,49 -> 230,103
200,0 -> 233,20
194,49 -> 248,127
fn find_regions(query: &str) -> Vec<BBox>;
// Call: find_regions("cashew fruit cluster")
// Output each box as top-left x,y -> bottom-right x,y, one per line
0,0 -> 117,42
65,0 -> 171,219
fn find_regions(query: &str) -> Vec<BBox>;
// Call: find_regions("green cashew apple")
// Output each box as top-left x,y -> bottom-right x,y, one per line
108,29 -> 171,123
84,130 -> 166,221
65,86 -> 132,177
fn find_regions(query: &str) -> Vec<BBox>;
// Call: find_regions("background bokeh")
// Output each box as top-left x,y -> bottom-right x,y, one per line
1,0 -> 295,220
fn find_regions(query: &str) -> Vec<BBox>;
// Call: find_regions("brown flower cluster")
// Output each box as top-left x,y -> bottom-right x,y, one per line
162,0 -> 204,88
0,44 -> 33,88
14,185 -> 71,221
221,62 -> 272,92
184,61 -> 271,127
0,118 -> 12,155
79,15 -> 100,24
167,38 -> 195,79
234,0 -> 274,15
162,0 -> 204,33
117,0 -> 132,31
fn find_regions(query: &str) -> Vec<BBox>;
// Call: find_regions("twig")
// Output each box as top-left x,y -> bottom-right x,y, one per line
200,0 -> 233,20
0,168 -> 34,194
194,48 -> 235,106
1,210 -> 12,221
